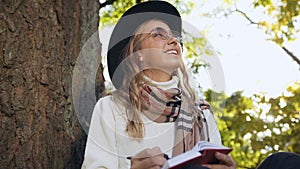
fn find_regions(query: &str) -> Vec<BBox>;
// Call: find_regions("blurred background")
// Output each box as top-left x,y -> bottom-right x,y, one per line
99,1 -> 300,168
0,0 -> 299,168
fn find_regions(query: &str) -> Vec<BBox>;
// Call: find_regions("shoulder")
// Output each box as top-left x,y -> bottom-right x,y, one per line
93,95 -> 126,119
96,94 -> 125,107
94,95 -> 114,108
92,95 -> 115,119
94,94 -> 122,110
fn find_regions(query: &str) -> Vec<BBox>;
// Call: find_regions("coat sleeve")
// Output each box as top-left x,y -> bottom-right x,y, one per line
82,97 -> 119,169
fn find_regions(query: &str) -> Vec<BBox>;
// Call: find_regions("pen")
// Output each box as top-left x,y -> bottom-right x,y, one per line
127,153 -> 169,160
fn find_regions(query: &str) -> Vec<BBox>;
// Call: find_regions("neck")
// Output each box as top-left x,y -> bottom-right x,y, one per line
143,69 -> 172,82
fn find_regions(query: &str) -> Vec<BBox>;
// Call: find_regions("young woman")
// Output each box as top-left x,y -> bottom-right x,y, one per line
82,1 -> 236,169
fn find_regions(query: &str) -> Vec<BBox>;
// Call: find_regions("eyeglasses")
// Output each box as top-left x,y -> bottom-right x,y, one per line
140,27 -> 183,44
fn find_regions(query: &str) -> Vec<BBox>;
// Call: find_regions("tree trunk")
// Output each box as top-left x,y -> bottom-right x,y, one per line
0,0 -> 103,168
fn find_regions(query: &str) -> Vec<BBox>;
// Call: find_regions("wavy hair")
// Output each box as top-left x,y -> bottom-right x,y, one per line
112,19 -> 202,138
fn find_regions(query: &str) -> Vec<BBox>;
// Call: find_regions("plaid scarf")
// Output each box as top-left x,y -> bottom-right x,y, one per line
141,85 -> 204,156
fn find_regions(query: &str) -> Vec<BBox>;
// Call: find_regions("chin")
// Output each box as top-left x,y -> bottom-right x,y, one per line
165,65 -> 180,73
168,62 -> 180,69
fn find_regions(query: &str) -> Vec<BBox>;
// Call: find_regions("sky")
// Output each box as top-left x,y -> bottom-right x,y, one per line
181,0 -> 300,97
99,0 -> 300,98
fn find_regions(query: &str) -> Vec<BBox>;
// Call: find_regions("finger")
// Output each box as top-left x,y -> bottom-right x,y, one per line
134,147 -> 162,159
202,153 -> 236,169
141,155 -> 167,167
132,155 -> 166,169
134,148 -> 151,159
131,158 -> 154,169
151,146 -> 163,156
131,147 -> 166,169
201,164 -> 212,169
215,152 -> 236,167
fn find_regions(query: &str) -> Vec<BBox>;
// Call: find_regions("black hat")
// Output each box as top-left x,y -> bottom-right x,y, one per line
107,0 -> 182,89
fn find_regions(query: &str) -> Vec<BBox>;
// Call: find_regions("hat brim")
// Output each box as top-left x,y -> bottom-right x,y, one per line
107,1 -> 182,89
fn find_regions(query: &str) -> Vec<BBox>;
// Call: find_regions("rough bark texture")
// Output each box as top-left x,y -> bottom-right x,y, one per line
0,0 -> 103,168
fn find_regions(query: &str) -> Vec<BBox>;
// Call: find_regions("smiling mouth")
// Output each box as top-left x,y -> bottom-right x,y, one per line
165,49 -> 178,55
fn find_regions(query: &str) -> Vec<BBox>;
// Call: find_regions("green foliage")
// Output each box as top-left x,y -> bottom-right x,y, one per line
100,0 -> 137,27
253,0 -> 300,45
183,30 -> 213,73
167,0 -> 195,15
100,0 -> 195,27
205,82 -> 300,168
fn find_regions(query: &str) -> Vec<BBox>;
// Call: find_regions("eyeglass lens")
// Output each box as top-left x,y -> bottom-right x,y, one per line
150,27 -> 182,43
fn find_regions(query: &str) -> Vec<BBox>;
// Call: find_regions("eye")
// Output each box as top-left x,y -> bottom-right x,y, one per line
155,32 -> 165,38
150,31 -> 167,40
154,27 -> 169,39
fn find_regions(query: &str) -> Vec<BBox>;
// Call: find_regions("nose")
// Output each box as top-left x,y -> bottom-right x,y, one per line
167,36 -> 179,45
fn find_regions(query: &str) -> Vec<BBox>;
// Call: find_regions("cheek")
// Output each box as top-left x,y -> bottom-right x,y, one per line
141,49 -> 164,65
140,40 -> 165,49
139,41 -> 165,63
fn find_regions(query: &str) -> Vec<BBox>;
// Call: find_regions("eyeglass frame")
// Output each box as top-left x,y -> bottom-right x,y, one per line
136,27 -> 183,45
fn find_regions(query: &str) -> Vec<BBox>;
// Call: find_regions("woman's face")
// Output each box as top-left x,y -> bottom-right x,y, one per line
137,20 -> 182,78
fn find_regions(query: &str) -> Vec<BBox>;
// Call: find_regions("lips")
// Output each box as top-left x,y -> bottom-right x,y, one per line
165,49 -> 178,55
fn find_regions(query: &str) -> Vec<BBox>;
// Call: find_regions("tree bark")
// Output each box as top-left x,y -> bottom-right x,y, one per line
0,0 -> 102,168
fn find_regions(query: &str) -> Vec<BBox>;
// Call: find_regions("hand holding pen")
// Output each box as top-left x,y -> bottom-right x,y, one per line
128,147 -> 169,169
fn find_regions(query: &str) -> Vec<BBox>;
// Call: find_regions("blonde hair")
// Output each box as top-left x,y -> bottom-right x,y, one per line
112,19 -> 202,138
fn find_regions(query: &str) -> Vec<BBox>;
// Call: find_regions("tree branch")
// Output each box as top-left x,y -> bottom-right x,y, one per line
282,46 -> 300,66
233,2 -> 258,25
100,0 -> 117,9
233,3 -> 300,68
234,8 -> 259,25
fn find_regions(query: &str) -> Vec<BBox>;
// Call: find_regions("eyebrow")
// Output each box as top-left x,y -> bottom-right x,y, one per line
150,27 -> 171,32
141,26 -> 170,34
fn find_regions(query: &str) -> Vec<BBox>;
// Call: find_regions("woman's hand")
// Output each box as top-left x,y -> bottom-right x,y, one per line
202,152 -> 237,169
130,147 -> 167,169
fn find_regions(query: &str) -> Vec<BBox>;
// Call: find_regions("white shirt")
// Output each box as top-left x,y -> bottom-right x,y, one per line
82,77 -> 221,169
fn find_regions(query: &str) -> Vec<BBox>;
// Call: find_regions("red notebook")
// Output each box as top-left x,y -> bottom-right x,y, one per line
162,141 -> 232,169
